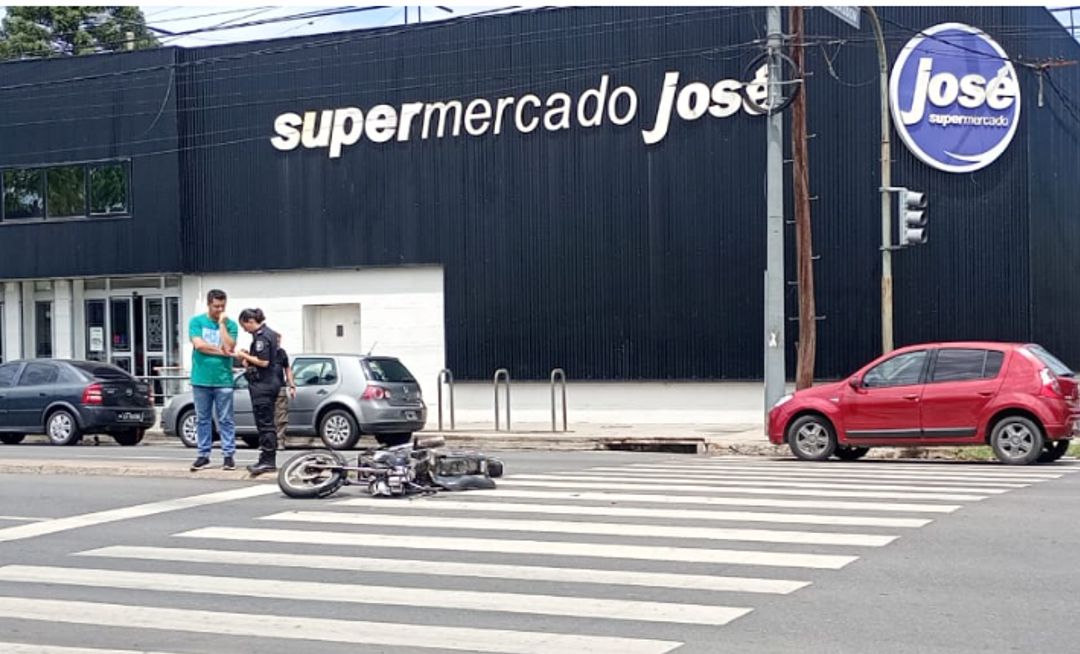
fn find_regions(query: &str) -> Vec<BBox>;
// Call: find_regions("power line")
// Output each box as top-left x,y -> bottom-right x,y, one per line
0,37 -> 765,164
0,7 -> 745,97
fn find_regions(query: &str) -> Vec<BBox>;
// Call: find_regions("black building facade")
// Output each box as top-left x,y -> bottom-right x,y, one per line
1,6 -> 1078,382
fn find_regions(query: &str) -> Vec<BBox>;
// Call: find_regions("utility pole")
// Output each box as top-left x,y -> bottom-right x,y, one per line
764,6 -> 786,414
790,6 -> 815,390
865,6 -> 893,354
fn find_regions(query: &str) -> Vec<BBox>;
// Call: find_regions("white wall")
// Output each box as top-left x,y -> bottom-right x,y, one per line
181,267 -> 446,394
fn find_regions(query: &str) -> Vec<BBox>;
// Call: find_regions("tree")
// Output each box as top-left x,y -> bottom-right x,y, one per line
0,6 -> 159,61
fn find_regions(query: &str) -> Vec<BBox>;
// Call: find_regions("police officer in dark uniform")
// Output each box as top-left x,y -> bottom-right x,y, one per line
235,308 -> 282,476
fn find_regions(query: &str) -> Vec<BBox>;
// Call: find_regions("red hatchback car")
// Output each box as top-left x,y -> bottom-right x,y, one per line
768,342 -> 1079,465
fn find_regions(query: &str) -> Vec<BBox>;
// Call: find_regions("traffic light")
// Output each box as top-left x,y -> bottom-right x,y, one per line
897,188 -> 928,246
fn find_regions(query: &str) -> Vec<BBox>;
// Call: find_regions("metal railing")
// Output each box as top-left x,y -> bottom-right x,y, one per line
493,368 -> 511,431
437,368 -> 455,431
550,368 -> 567,432
136,367 -> 191,407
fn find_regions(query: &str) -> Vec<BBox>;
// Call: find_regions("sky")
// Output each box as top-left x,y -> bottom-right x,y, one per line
0,5 -> 515,49
0,5 -> 1077,49
138,5 -> 512,48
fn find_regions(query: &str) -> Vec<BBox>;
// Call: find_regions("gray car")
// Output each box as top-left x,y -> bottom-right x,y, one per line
161,354 -> 427,450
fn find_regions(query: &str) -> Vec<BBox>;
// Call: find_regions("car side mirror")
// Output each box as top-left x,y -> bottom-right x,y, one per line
848,376 -> 861,390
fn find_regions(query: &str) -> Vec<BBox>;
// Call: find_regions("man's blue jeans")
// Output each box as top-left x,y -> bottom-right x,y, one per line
192,385 -> 236,458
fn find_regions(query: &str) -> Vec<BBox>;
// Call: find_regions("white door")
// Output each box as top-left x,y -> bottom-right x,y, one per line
305,304 -> 362,354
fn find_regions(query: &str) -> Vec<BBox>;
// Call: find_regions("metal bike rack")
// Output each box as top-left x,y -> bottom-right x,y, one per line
437,369 -> 455,431
493,368 -> 511,431
550,368 -> 567,432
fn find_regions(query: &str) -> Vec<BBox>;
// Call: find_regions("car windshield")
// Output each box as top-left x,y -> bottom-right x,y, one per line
364,358 -> 416,383
1025,344 -> 1074,377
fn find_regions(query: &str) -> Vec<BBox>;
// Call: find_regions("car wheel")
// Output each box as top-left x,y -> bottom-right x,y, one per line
178,409 -> 199,448
787,415 -> 837,461
241,435 -> 261,449
1037,439 -> 1070,464
375,432 -> 412,447
0,434 -> 25,445
319,409 -> 361,450
835,446 -> 870,461
990,416 -> 1044,465
46,409 -> 82,446
113,429 -> 145,447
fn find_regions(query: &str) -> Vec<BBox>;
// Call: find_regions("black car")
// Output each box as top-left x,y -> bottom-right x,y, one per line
0,359 -> 155,446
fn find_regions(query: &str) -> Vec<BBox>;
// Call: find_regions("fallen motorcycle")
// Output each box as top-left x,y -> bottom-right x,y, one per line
276,435 -> 504,499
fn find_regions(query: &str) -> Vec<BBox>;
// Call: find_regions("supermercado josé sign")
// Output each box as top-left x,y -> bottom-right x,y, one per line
890,23 -> 1021,173
270,68 -> 772,158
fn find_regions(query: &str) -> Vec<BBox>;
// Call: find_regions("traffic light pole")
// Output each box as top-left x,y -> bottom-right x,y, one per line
866,6 -> 894,355
764,6 -> 786,416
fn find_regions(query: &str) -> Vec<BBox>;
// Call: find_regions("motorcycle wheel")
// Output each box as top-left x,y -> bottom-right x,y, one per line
277,450 -> 347,499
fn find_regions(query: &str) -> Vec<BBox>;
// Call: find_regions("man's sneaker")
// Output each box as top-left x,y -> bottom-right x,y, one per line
190,456 -> 211,472
223,456 -> 236,471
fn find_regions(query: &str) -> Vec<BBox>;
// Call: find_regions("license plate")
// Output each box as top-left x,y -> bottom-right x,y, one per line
404,411 -> 418,421
118,412 -> 143,422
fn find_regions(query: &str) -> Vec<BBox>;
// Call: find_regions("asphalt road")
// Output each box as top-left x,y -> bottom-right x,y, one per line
0,452 -> 1077,654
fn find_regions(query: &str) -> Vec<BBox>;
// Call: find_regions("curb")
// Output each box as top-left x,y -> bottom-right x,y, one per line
0,459 -> 279,483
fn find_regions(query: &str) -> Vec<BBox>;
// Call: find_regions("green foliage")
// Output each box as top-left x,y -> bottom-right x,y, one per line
0,6 -> 159,61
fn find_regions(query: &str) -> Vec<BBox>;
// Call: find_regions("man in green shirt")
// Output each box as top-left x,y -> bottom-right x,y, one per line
188,289 -> 239,471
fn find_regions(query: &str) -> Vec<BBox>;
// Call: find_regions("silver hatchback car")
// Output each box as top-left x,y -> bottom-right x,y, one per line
162,354 -> 427,450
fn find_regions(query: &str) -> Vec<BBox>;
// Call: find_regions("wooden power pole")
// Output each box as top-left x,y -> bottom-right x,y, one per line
790,6 -> 816,390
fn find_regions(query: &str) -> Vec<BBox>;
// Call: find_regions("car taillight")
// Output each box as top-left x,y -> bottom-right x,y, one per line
1040,368 -> 1063,398
82,383 -> 103,405
362,386 -> 391,401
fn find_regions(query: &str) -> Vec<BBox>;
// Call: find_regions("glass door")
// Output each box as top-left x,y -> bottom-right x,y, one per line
85,299 -> 107,362
109,297 -> 133,372
143,296 -> 166,402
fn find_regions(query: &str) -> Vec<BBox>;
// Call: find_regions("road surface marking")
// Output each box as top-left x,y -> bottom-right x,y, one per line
0,597 -> 681,654
0,565 -> 752,627
0,645 -> 182,654
178,527 -> 859,569
480,489 -> 961,513
80,545 -> 811,594
581,467 -> 1032,487
262,510 -> 899,547
521,472 -> 1013,494
333,497 -> 932,528
665,462 -> 1068,479
498,479 -> 987,502
0,485 -> 278,543
0,515 -> 48,523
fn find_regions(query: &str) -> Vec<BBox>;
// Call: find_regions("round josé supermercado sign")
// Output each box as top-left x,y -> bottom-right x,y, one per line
889,23 -> 1021,173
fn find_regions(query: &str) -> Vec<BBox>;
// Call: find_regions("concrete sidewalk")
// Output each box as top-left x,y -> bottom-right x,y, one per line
136,421 -> 776,456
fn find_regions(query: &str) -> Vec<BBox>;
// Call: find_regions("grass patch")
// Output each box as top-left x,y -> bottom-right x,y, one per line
886,442 -> 1080,462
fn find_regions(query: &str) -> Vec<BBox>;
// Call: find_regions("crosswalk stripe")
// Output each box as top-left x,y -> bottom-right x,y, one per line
80,545 -> 811,595
519,473 -> 1014,494
0,597 -> 682,654
498,479 -> 987,502
261,510 -> 899,547
482,489 -> 961,513
0,486 -> 278,544
673,462 -> 1067,479
178,527 -> 860,569
582,467 -> 1033,487
0,645 -> 181,654
332,497 -> 933,528
0,565 -> 751,627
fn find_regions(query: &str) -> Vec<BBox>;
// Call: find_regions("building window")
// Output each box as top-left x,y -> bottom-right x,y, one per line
35,301 -> 52,358
1,160 -> 130,222
90,163 -> 129,215
3,169 -> 44,220
86,299 -> 107,363
0,303 -> 4,363
46,166 -> 87,218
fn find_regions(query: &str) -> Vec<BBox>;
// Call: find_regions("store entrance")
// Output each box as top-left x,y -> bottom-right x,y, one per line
85,293 -> 181,377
